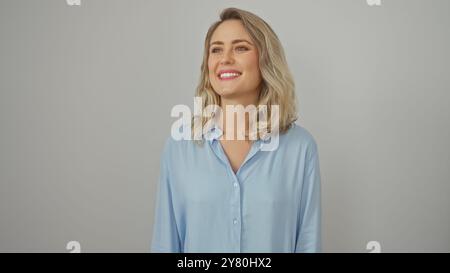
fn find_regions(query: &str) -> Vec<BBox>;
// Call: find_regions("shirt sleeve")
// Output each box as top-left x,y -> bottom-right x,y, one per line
295,140 -> 322,253
151,139 -> 182,253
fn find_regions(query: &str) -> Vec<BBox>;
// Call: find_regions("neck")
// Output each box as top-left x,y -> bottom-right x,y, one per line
219,94 -> 259,141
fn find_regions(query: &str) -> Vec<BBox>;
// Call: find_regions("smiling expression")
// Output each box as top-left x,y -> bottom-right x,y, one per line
208,20 -> 262,100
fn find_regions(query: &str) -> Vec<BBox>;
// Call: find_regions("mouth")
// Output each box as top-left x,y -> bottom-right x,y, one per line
217,70 -> 242,81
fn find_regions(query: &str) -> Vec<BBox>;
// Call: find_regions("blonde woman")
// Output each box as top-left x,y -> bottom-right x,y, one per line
151,8 -> 321,253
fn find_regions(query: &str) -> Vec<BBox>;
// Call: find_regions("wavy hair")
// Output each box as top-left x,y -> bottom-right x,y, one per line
192,7 -> 298,141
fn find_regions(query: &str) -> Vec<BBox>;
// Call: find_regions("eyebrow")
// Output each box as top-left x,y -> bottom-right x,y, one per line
210,39 -> 253,46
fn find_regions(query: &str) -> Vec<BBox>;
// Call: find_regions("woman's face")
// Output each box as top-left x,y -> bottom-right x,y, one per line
208,20 -> 262,101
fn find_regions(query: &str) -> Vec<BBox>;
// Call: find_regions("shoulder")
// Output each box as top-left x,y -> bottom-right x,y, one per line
280,124 -> 321,177
282,123 -> 319,153
160,135 -> 202,161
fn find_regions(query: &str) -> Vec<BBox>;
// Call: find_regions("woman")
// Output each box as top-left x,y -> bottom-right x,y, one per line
151,7 -> 321,253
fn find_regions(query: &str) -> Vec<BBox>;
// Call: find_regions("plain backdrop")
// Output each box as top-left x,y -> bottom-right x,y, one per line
0,0 -> 449,252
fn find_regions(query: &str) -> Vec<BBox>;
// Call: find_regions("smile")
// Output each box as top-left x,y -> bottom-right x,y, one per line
218,70 -> 242,80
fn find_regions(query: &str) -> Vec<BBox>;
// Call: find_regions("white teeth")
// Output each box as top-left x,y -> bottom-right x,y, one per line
219,72 -> 241,79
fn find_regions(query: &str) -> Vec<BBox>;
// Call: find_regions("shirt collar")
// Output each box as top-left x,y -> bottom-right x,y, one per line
202,121 -> 275,145
203,123 -> 223,142
200,107 -> 282,144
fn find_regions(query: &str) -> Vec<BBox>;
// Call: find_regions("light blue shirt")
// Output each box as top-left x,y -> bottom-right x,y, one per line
151,123 -> 321,253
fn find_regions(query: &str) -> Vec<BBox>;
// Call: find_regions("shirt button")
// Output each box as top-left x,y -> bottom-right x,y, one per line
233,183 -> 238,188
233,219 -> 238,225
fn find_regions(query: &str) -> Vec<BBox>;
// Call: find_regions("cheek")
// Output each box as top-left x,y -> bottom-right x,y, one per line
244,55 -> 261,81
207,59 -> 216,80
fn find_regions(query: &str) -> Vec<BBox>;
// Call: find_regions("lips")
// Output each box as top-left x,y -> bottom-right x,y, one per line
217,69 -> 242,80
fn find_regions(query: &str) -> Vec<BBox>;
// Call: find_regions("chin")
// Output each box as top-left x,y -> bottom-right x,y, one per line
215,88 -> 241,98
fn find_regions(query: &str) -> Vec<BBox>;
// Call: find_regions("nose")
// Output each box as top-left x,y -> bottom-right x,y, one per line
220,48 -> 234,65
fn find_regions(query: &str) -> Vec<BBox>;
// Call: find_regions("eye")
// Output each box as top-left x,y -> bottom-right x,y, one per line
210,47 -> 222,53
236,46 -> 249,52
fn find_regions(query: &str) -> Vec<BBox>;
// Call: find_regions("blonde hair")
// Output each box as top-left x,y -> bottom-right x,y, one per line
193,7 -> 298,141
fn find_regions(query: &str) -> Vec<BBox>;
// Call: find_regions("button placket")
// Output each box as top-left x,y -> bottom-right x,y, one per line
208,138 -> 263,253
230,173 -> 241,252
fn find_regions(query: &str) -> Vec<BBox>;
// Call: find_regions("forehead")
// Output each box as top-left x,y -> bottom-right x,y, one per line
210,19 -> 252,43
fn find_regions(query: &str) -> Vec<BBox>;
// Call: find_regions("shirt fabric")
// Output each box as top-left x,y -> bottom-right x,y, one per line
151,122 -> 321,253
